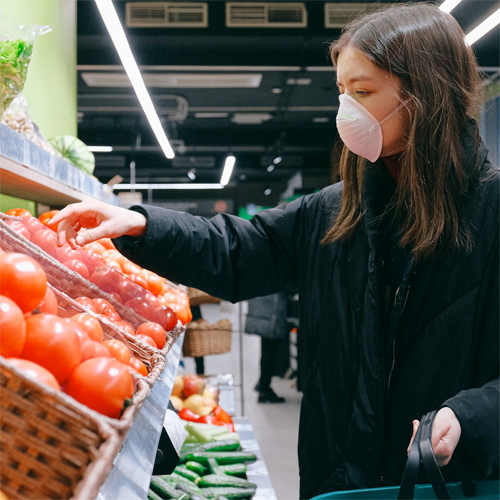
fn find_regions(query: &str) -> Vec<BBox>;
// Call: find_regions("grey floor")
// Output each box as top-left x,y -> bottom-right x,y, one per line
182,301 -> 301,500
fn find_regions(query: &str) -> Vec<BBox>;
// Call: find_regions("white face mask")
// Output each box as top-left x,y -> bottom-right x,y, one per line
336,94 -> 409,163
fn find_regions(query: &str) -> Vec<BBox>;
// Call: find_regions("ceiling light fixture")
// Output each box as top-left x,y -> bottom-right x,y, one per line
187,169 -> 196,180
114,183 -> 224,190
94,0 -> 175,159
273,156 -> 282,164
465,8 -> 500,45
267,164 -> 275,172
264,188 -> 272,196
87,146 -> 113,152
439,0 -> 463,14
220,156 -> 236,186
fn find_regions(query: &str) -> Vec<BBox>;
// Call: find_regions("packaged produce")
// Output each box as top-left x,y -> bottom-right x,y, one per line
0,22 -> 51,113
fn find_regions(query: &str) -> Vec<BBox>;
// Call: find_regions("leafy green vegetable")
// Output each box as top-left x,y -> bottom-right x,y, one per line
0,39 -> 33,113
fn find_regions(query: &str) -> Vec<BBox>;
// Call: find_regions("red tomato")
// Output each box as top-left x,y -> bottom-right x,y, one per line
21,216 -> 46,236
171,304 -> 190,325
124,297 -> 156,322
128,274 -> 149,290
5,219 -> 31,240
103,339 -> 131,364
97,238 -> 116,250
80,250 -> 103,276
136,322 -> 166,349
55,244 -> 82,263
83,242 -> 107,255
153,307 -> 167,330
63,259 -> 90,280
0,253 -> 47,313
91,298 -> 115,316
0,295 -> 26,357
122,261 -> 142,275
66,357 -> 134,418
67,320 -> 90,347
38,210 -> 60,230
5,208 -> 31,218
39,287 -> 58,315
117,280 -> 146,303
22,314 -> 81,383
80,339 -> 98,362
109,292 -> 123,304
114,320 -> 136,336
6,358 -> 60,391
141,270 -> 164,296
89,267 -> 122,294
163,308 -> 179,332
93,341 -> 112,358
74,296 -> 97,313
144,292 -> 162,310
31,228 -> 58,258
71,313 -> 103,343
98,310 -> 121,322
128,357 -> 148,376
136,334 -> 158,349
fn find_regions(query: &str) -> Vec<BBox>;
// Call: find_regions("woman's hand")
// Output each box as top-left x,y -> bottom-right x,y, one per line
48,200 -> 147,249
407,407 -> 461,467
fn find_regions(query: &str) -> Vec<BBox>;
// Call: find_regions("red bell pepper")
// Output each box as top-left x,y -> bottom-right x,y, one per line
212,405 -> 233,424
179,408 -> 199,422
196,415 -> 218,425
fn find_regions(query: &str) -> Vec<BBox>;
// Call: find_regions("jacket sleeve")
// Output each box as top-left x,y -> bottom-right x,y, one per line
113,196 -> 312,303
442,226 -> 499,479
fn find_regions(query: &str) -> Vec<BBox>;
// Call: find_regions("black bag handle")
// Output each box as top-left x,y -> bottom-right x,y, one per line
398,410 -> 451,500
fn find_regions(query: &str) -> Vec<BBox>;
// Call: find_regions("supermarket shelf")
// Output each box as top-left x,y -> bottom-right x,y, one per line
97,333 -> 184,500
0,123 -> 120,207
235,417 -> 278,500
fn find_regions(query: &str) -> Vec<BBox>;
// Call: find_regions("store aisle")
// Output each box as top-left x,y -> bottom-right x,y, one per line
182,301 -> 301,500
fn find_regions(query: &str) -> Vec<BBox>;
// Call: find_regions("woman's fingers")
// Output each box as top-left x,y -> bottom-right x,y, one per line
407,420 -> 419,454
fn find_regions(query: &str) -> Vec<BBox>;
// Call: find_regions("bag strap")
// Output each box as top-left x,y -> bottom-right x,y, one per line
398,410 -> 451,500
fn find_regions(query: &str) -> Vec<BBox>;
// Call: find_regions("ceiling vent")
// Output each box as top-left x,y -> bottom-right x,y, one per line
226,2 -> 307,28
126,2 -> 208,28
324,3 -> 383,29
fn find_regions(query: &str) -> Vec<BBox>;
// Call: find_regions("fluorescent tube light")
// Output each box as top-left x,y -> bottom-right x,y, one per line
465,8 -> 500,45
94,0 -> 175,159
114,183 -> 224,190
88,145 -> 113,152
220,156 -> 236,186
273,156 -> 282,164
439,0 -> 463,14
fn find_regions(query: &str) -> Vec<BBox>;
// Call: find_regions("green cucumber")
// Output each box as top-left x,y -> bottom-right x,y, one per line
187,451 -> 257,466
202,440 -> 242,452
186,460 -> 207,476
150,476 -> 188,499
174,465 -> 201,482
202,487 -> 257,499
180,442 -> 202,461
148,489 -> 164,500
175,481 -> 209,500
198,474 -> 257,489
207,457 -> 223,475
219,464 -> 247,478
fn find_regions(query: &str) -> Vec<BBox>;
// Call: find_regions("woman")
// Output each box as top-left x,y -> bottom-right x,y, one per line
50,3 -> 499,498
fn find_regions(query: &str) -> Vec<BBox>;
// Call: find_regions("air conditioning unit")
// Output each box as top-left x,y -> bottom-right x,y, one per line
126,2 -> 208,28
226,2 -> 307,28
324,2 -> 383,29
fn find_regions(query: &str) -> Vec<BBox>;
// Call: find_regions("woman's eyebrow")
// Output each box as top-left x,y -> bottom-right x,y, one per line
336,75 -> 375,86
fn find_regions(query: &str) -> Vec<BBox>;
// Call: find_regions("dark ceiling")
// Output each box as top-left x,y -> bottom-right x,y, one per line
76,0 -> 500,212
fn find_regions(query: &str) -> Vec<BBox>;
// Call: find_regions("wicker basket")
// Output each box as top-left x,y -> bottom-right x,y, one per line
187,287 -> 222,306
182,319 -> 232,357
0,217 -> 185,362
0,358 -> 150,500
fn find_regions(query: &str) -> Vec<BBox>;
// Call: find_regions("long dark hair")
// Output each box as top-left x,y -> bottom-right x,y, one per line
322,3 -> 483,259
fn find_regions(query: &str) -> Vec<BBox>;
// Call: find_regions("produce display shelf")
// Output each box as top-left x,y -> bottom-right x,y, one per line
234,417 -> 278,500
97,332 -> 185,500
0,123 -> 120,207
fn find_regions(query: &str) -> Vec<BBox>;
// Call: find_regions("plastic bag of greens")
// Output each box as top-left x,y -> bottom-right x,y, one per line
0,23 -> 51,114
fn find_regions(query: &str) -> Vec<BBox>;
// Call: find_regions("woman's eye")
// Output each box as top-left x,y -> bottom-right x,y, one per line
356,91 -> 369,97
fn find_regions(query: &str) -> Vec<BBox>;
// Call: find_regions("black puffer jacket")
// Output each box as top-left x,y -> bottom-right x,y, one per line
116,126 -> 499,498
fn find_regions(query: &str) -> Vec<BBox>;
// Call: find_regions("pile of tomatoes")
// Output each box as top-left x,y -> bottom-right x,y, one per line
3,208 -> 192,328
0,250 -> 166,418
